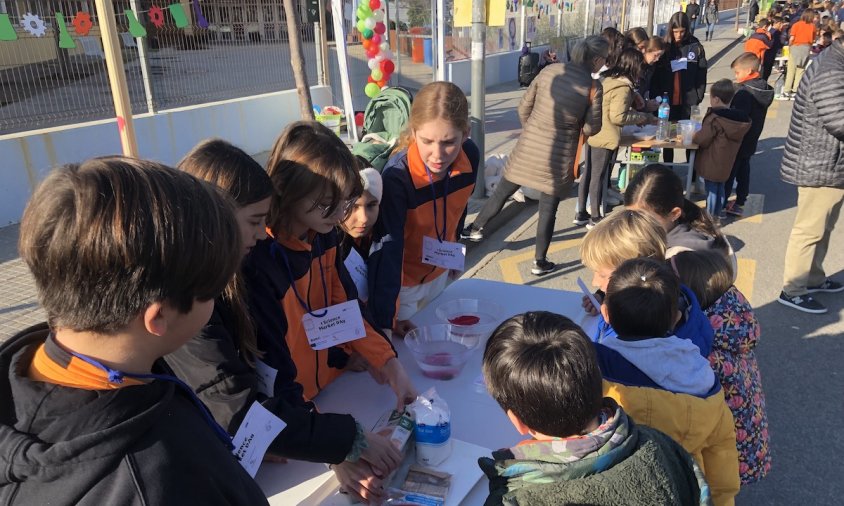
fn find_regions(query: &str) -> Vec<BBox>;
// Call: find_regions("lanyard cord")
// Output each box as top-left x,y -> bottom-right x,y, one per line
64,347 -> 234,451
272,237 -> 329,318
424,165 -> 449,243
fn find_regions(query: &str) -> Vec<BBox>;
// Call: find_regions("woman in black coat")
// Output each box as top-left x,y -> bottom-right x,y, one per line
650,11 -> 708,163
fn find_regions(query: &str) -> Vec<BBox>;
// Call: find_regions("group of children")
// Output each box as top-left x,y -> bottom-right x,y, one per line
481,165 -> 770,505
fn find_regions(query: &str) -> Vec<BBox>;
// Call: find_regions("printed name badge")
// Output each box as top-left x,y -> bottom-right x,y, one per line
302,300 -> 366,350
344,248 -> 369,302
254,359 -> 277,397
422,236 -> 466,271
671,58 -> 688,72
231,401 -> 287,477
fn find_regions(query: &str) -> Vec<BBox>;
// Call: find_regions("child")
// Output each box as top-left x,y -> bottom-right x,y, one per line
671,250 -> 771,484
479,311 -> 711,505
577,48 -> 656,229
624,164 -> 735,263
165,140 -> 401,504
243,121 -> 417,409
813,30 -> 834,52
745,19 -> 773,64
763,17 -> 787,79
724,53 -> 774,217
0,157 -> 267,504
338,157 -> 384,304
370,82 -> 479,335
692,79 -> 752,217
601,258 -> 740,506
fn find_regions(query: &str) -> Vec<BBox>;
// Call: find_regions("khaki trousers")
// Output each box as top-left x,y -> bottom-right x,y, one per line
784,44 -> 810,94
783,186 -> 844,295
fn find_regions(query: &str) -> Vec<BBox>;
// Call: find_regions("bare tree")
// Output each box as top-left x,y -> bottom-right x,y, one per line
283,0 -> 314,120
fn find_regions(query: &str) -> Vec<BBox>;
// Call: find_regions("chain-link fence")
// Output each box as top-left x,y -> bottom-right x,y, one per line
0,0 -> 322,134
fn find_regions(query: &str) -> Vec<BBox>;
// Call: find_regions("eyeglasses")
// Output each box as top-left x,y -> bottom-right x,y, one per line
311,198 -> 356,218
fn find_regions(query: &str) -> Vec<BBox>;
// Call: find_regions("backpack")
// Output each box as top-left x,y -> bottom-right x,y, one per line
351,87 -> 413,172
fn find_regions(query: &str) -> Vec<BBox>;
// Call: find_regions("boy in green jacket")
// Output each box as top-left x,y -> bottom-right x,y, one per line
478,311 -> 712,506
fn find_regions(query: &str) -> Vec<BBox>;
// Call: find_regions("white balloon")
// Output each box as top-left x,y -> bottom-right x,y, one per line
382,50 -> 394,60
380,42 -> 390,52
374,53 -> 385,62
368,59 -> 379,70
364,17 -> 376,29
372,10 -> 384,21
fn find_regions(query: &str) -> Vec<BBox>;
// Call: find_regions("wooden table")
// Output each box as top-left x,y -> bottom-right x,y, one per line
619,136 -> 699,195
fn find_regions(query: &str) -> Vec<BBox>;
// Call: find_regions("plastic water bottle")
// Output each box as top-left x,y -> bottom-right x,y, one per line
657,93 -> 671,142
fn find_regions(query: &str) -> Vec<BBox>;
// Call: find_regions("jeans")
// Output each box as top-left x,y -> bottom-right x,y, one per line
473,176 -> 561,261
704,179 -> 725,216
706,23 -> 716,38
577,146 -> 614,217
724,156 -> 751,206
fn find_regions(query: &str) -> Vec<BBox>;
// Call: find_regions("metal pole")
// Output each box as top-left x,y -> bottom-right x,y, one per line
331,0 -> 358,141
94,0 -> 138,156
395,0 -> 403,87
470,0 -> 486,198
315,20 -> 325,85
735,0 -> 741,32
620,0 -> 629,32
318,0 -> 330,85
436,0 -> 445,80
584,0 -> 592,36
519,2 -> 526,47
128,0 -> 154,113
646,0 -> 656,35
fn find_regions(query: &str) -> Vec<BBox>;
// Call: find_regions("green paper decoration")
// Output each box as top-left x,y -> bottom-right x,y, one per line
55,13 -> 77,49
0,13 -> 17,41
168,3 -> 189,28
125,9 -> 146,37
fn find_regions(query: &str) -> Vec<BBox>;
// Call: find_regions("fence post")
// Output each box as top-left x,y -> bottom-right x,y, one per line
318,0 -> 330,86
129,0 -> 155,113
470,0 -> 486,199
94,0 -> 138,156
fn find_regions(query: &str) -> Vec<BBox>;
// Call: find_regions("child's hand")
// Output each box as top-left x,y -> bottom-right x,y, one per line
392,319 -> 417,337
333,460 -> 387,504
361,432 -> 402,476
582,294 -> 602,316
633,92 -> 646,111
381,357 -> 418,410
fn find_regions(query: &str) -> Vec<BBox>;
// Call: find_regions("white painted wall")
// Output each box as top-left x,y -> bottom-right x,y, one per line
0,85 -> 332,226
445,46 -> 549,91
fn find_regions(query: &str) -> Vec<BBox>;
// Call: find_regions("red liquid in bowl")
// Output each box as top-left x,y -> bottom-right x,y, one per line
448,315 -> 481,326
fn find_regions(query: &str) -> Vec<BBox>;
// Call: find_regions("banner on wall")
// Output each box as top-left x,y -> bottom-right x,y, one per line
454,0 -> 508,27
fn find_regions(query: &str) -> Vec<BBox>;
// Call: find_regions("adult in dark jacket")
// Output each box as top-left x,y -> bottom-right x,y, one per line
650,11 -> 708,163
686,0 -> 701,34
749,0 -> 760,25
778,39 -> 844,314
703,0 -> 719,41
463,36 -> 606,276
0,325 -> 270,506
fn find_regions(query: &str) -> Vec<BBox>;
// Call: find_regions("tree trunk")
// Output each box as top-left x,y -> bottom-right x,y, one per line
283,0 -> 315,120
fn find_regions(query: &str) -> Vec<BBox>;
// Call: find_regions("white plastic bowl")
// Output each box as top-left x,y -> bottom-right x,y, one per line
405,325 -> 480,380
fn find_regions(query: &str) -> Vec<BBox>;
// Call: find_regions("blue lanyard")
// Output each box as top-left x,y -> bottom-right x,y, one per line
64,346 -> 234,451
272,237 -> 329,318
424,165 -> 450,243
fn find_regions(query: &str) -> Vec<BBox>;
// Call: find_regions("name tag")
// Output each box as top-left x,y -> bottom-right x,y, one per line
671,58 -> 688,72
344,248 -> 369,302
232,401 -> 287,477
302,300 -> 366,350
422,236 -> 466,271
254,359 -> 277,397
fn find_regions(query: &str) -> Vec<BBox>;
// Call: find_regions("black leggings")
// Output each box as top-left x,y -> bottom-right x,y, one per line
474,177 -> 561,261
577,146 -> 614,217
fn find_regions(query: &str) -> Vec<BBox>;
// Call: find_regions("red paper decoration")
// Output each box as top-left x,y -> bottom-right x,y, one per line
149,5 -> 165,28
72,11 -> 92,36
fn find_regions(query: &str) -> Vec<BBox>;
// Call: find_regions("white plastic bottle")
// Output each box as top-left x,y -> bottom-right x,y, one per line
657,93 -> 671,141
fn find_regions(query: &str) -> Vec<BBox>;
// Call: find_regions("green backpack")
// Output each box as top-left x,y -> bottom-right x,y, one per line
351,87 -> 413,172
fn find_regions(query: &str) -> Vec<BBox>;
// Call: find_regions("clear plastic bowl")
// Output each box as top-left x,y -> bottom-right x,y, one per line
405,325 -> 481,380
434,298 -> 503,345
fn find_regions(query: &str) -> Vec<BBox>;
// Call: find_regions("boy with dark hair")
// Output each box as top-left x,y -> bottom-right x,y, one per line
478,311 -> 710,506
724,52 -> 775,217
745,18 -> 773,64
764,17 -> 787,80
0,158 -> 269,505
693,79 -> 752,217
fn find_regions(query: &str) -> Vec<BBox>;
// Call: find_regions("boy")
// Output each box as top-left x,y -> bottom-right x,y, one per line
0,158 -> 269,505
600,258 -> 740,506
478,311 -> 711,505
724,53 -> 774,217
692,79 -> 751,217
764,17 -> 787,80
745,19 -> 773,64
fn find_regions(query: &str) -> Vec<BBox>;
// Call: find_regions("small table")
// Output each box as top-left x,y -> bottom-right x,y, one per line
255,279 -> 596,505
619,136 -> 699,195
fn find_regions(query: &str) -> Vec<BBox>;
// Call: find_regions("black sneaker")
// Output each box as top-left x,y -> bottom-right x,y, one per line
460,225 -> 484,242
531,259 -> 556,276
585,217 -> 603,230
807,279 -> 844,293
777,291 -> 827,314
573,211 -> 591,226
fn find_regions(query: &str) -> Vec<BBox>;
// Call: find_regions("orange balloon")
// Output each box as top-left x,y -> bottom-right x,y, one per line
377,79 -> 387,87
362,39 -> 371,50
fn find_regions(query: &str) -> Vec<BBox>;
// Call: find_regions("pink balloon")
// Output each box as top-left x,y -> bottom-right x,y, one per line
371,33 -> 381,45
374,22 -> 386,34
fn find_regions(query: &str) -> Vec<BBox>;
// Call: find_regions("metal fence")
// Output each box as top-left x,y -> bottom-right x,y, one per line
0,0 -> 322,134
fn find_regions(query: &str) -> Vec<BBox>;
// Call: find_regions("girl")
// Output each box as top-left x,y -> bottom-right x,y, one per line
651,11 -> 707,164
577,48 -> 655,229
671,249 -> 771,485
703,0 -> 719,42
370,82 -> 479,335
167,139 -> 403,504
624,164 -> 735,268
245,122 -> 416,405
465,37 -> 607,276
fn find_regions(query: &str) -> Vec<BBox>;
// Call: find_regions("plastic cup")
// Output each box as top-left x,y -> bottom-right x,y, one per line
678,120 -> 695,145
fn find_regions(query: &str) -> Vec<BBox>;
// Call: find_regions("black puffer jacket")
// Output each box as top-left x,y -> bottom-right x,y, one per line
781,41 -> 844,188
650,37 -> 708,106
732,75 -> 774,159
